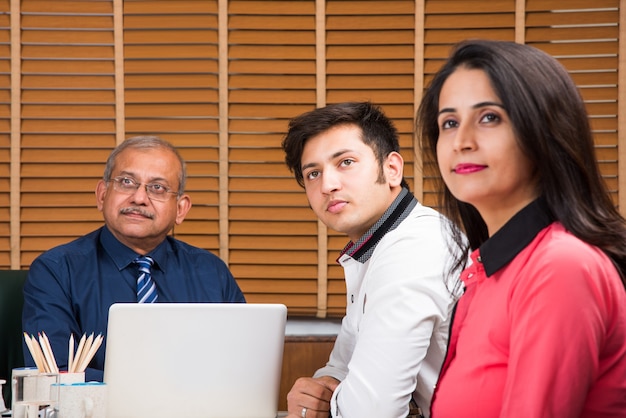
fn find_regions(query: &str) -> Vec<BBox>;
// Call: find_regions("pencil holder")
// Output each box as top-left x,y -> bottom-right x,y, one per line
51,382 -> 107,418
11,370 -> 58,418
59,372 -> 85,385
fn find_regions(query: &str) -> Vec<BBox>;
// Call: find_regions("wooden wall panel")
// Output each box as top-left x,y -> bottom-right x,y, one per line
19,0 -> 116,267
226,0 -> 319,314
526,0 -> 620,203
0,0 -> 622,318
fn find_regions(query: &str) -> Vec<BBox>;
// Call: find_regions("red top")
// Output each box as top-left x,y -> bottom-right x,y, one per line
432,212 -> 626,417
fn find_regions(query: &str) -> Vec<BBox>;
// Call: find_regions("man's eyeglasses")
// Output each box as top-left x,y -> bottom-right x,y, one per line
109,176 -> 179,202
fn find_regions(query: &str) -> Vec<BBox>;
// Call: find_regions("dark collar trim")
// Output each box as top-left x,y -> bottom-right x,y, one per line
480,196 -> 554,277
341,187 -> 417,263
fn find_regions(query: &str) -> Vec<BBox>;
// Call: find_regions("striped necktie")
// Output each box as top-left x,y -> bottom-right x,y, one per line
135,255 -> 158,303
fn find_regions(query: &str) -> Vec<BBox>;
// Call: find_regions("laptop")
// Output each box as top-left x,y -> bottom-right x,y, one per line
103,303 -> 287,418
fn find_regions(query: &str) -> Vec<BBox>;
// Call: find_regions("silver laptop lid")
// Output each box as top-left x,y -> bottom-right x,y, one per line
104,303 -> 287,418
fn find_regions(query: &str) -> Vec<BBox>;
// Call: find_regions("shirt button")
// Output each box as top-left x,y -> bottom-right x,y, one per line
351,294 -> 354,303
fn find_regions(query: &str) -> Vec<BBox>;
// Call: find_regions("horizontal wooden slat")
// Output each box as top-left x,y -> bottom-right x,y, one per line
229,162 -> 300,177
230,235 -> 317,250
228,1 -> 314,15
229,192 -> 311,207
22,75 -> 115,88
526,10 -> 619,26
229,207 -> 315,222
22,57 -> 115,74
425,0 -> 514,14
525,0 -> 618,11
327,30 -> 414,45
229,45 -> 315,60
21,89 -> 115,103
327,15 -> 415,30
124,44 -> 218,58
328,1 -> 414,15
327,60 -> 414,74
231,264 -> 317,279
327,75 -> 413,89
230,221 -> 317,235
327,45 -> 413,59
231,249 -> 316,264
125,59 -> 218,73
229,89 -> 315,103
424,13 -> 514,28
22,30 -> 114,44
229,74 -> 314,89
124,15 -> 218,29
21,222 -> 103,235
22,45 -> 114,60
21,120 -> 116,133
22,1 -> 114,13
229,60 -> 315,74
124,30 -> 218,44
526,26 -> 619,42
125,119 -> 219,133
229,16 -> 315,31
424,28 -> 515,43
22,104 -> 116,118
124,0 -> 217,14
326,90 -> 415,104
516,40 -> 618,58
21,16 -> 113,29
228,178 -> 303,192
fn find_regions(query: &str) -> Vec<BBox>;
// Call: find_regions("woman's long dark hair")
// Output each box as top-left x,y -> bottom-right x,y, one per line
417,39 -> 626,288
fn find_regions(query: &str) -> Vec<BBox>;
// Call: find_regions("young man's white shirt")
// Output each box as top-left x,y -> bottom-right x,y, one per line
313,188 -> 461,418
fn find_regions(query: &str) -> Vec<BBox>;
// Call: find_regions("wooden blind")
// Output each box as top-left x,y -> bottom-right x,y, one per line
0,0 -> 10,267
324,0 -> 417,315
421,0 -> 517,207
123,0 -> 222,250
525,0 -> 620,203
19,0 -> 116,267
0,0 -> 624,318
227,0 -> 319,314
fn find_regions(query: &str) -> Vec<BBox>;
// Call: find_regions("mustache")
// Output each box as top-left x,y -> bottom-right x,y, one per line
119,207 -> 155,219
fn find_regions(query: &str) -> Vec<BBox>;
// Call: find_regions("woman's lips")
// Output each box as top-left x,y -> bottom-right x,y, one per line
453,163 -> 487,174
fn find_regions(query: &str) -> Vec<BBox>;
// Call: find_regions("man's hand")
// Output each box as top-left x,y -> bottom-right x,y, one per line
286,375 -> 339,418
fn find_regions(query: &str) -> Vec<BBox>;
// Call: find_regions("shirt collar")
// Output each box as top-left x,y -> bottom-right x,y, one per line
100,225 -> 169,271
479,196 -> 554,277
339,187 -> 417,263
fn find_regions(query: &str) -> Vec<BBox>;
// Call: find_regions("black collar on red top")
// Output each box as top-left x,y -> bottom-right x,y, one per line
479,196 -> 554,277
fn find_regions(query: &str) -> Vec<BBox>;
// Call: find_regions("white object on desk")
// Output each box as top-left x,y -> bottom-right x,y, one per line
0,379 -> 6,412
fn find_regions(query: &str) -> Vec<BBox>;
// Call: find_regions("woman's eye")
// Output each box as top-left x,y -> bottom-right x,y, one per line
481,112 -> 500,123
441,119 -> 457,129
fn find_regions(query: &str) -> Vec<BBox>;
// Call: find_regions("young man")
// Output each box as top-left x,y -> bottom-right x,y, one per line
22,136 -> 245,381
281,102 -> 461,418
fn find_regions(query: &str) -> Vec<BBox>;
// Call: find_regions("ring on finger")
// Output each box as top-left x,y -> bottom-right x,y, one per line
301,407 -> 307,418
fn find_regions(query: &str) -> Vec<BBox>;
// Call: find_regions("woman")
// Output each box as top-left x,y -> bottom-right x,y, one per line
417,39 -> 626,417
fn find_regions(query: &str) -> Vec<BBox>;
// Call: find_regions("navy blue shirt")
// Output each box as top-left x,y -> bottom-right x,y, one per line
22,226 -> 246,381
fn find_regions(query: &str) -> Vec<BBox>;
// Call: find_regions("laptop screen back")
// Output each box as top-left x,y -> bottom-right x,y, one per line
103,303 -> 287,418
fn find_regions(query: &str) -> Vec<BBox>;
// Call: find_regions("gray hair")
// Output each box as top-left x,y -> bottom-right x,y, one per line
103,135 -> 187,195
